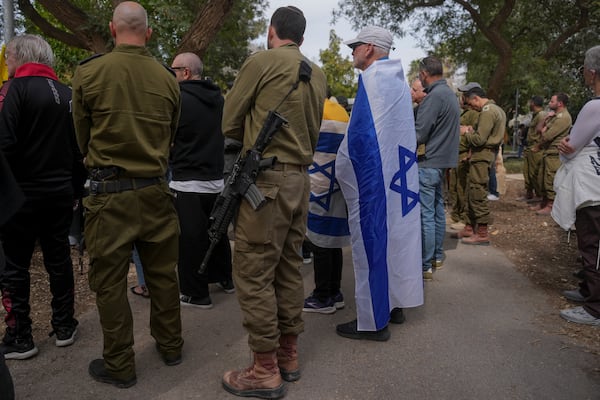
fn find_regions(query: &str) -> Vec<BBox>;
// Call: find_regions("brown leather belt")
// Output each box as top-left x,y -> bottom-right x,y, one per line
271,162 -> 307,172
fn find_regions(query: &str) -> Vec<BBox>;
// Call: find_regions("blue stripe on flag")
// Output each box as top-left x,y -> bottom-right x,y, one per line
348,76 -> 390,329
316,132 -> 345,154
307,213 -> 350,237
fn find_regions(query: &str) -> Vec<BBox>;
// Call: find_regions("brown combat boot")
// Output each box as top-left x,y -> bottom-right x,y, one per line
536,200 -> 553,215
277,335 -> 300,382
222,351 -> 286,399
451,224 -> 473,239
529,197 -> 547,211
461,224 -> 490,245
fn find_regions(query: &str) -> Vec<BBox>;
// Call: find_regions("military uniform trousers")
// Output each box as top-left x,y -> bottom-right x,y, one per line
576,205 -> 600,318
538,152 -> 561,200
232,165 -> 309,352
466,150 -> 495,226
450,152 -> 470,223
83,183 -> 182,380
0,195 -> 76,339
523,148 -> 543,194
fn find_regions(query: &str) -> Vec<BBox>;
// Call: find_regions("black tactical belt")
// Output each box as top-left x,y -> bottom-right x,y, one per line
89,177 -> 162,195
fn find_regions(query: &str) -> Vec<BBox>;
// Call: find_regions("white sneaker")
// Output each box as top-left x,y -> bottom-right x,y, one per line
560,306 -> 600,326
487,194 -> 499,201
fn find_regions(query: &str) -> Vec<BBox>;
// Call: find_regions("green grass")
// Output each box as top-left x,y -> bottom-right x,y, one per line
503,156 -> 523,174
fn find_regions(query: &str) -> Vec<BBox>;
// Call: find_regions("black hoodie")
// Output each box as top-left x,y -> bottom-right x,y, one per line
169,79 -> 224,181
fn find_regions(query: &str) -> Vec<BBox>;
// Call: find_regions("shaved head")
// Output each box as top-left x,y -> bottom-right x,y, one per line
110,1 -> 151,45
171,52 -> 204,81
112,1 -> 148,34
173,53 -> 203,76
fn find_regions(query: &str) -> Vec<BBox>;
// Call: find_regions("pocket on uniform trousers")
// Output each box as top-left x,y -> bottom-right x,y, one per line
235,182 -> 280,246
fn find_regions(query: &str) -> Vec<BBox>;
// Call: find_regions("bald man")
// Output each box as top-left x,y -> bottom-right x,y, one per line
168,52 -> 234,309
72,1 -> 183,388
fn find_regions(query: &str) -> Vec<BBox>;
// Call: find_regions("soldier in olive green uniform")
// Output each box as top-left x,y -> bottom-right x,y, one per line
455,85 -> 506,245
449,91 -> 479,227
521,96 -> 546,200
71,2 -> 183,388
531,93 -> 572,214
221,6 -> 327,399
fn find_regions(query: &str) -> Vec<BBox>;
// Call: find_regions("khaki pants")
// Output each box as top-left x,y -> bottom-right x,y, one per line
466,150 -> 494,225
523,148 -> 543,194
538,153 -> 561,200
450,152 -> 469,223
83,183 -> 182,379
233,166 -> 309,352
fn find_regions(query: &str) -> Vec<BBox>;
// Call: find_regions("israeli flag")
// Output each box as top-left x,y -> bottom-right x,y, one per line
336,58 -> 424,331
307,99 -> 351,248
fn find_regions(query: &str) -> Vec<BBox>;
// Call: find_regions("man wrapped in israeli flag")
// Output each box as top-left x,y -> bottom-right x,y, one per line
335,26 -> 424,341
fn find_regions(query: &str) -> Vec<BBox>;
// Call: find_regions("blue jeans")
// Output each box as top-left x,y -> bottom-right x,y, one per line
132,246 -> 145,287
488,150 -> 499,196
419,168 -> 445,270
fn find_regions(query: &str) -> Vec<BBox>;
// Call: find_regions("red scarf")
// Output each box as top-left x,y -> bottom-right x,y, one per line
14,63 -> 58,80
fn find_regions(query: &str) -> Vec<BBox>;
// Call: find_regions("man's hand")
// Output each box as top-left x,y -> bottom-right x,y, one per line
460,125 -> 473,136
558,136 -> 575,155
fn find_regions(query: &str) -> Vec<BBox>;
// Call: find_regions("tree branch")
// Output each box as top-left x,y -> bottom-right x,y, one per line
177,0 -> 235,57
37,0 -> 108,52
17,0 -> 88,49
452,0 -> 515,99
543,0 -> 590,59
405,0 -> 444,12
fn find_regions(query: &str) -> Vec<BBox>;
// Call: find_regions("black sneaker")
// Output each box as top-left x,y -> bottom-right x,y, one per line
49,320 -> 79,347
331,292 -> 345,310
0,337 -> 39,360
390,308 -> 406,324
88,359 -> 137,388
180,294 -> 213,309
216,280 -> 235,294
303,295 -> 336,314
336,319 -> 390,342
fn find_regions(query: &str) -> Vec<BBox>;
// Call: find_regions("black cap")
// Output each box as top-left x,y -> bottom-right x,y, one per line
531,95 -> 543,107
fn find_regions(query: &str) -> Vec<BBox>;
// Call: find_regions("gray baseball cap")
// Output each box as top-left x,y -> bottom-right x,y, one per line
458,82 -> 482,92
344,26 -> 394,51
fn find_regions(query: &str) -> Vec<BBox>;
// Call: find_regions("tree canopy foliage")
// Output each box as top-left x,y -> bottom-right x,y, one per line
336,0 -> 599,114
319,30 -> 358,99
12,0 -> 267,88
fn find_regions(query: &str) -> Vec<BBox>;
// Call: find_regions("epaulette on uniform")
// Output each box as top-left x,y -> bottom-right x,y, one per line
79,53 -> 105,65
162,63 -> 176,77
482,104 -> 490,112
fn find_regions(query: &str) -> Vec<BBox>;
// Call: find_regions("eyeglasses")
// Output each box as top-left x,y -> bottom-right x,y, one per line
349,42 -> 367,51
171,66 -> 187,72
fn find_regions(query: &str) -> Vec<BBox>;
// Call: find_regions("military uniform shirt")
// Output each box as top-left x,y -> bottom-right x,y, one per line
222,43 -> 327,165
72,44 -> 181,178
464,100 -> 506,149
526,110 -> 546,147
540,110 -> 572,153
459,109 -> 479,153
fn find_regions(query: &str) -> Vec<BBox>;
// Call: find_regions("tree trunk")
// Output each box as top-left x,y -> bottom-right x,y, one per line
177,0 -> 235,57
454,0 -> 515,100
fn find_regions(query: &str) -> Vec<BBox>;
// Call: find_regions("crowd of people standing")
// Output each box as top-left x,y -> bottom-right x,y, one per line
0,1 -> 599,399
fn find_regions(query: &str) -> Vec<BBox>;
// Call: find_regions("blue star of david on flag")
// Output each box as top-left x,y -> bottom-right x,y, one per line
308,159 -> 339,211
390,145 -> 419,216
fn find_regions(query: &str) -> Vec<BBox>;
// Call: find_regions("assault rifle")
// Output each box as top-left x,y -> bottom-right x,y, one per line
198,59 -> 313,274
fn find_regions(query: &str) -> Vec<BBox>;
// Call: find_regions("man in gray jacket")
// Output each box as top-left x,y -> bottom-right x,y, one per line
415,56 -> 460,280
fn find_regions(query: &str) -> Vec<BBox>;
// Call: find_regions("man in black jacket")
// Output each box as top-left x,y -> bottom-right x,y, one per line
169,52 -> 233,308
0,152 -> 20,398
0,34 -> 86,360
